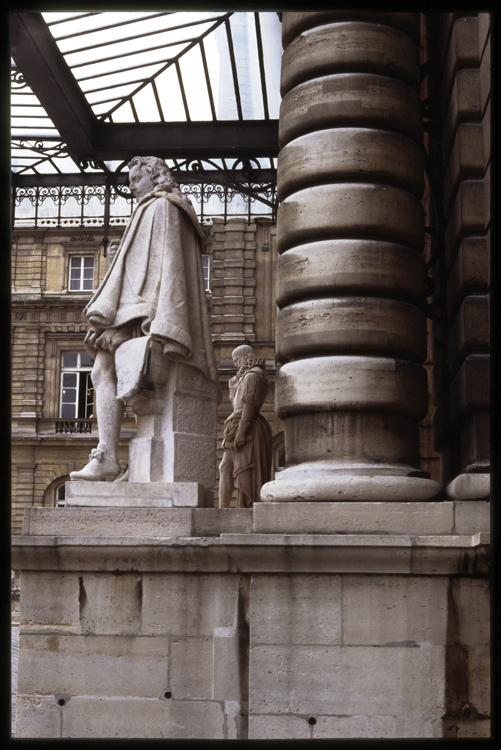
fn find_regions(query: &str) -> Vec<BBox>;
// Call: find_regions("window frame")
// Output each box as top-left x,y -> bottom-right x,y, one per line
67,254 -> 95,292
201,253 -> 210,291
59,350 -> 95,419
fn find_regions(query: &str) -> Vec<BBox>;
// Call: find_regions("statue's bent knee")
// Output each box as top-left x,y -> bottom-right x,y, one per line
91,349 -> 116,387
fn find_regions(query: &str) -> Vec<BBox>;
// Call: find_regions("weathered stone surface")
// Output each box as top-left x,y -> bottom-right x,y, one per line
60,697 -> 225,739
445,181 -> 488,267
249,644 -> 421,715
250,574 -> 342,645
410,547 -> 483,576
261,473 -> 443,503
66,481 -> 206,508
313,714 -> 398,738
170,638 -> 214,699
24,507 -> 194,537
79,573 -> 142,635
449,578 -> 490,647
213,635 -> 246,701
249,714 -> 312,739
419,644 -> 446,718
447,297 -> 489,373
285,412 -> 421,470
277,297 -> 426,362
454,500 -> 490,533
198,574 -> 240,636
172,434 -> 218,488
442,70 -> 482,157
275,356 -> 429,419
16,696 -> 61,739
459,411 -> 490,471
15,532 -> 488,576
224,701 -> 247,740
455,719 -> 491,738
281,22 -> 420,95
281,12 -> 421,49
277,183 -> 424,254
140,573 -> 199,636
279,74 -> 423,147
443,124 -> 485,215
468,646 -> 491,716
253,502 -> 454,534
446,473 -> 490,500
448,354 -> 490,421
342,576 -> 448,645
441,17 -> 481,105
278,128 -> 424,201
20,571 -> 80,629
446,236 -> 489,318
17,633 -> 170,697
276,240 -> 426,308
193,508 -> 253,536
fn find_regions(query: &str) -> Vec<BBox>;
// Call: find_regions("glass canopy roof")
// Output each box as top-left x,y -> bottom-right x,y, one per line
11,11 -> 282,178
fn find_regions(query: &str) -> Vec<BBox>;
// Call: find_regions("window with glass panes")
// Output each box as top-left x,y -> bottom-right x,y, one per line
202,255 -> 210,291
60,351 -> 95,418
69,256 -> 95,291
55,483 -> 66,507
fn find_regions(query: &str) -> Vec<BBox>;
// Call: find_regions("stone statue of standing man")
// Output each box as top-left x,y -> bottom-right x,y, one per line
71,156 -> 218,483
219,345 -> 273,507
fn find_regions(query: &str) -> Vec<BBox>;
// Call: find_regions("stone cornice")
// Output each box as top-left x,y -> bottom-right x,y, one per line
12,532 -> 490,576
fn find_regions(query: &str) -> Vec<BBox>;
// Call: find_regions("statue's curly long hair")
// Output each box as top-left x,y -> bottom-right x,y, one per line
127,155 -> 205,246
127,155 -> 179,191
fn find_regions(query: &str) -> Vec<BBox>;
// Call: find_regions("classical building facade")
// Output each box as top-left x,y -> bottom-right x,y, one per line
12,11 -> 490,740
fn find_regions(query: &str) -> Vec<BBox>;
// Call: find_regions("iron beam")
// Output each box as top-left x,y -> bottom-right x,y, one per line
10,12 -> 97,157
12,169 -> 277,188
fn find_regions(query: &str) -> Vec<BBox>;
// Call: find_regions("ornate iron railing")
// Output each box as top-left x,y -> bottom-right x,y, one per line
12,178 -> 277,230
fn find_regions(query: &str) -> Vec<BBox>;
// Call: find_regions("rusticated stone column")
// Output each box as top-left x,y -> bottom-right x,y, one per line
262,12 -> 442,501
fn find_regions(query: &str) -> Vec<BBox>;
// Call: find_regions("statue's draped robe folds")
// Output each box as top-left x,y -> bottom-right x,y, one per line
223,361 -> 273,507
83,185 -> 217,396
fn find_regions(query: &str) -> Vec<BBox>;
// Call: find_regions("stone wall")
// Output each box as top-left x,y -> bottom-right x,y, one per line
426,14 -> 490,491
13,503 -> 490,738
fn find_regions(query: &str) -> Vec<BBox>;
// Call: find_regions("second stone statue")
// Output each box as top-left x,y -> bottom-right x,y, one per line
219,345 -> 273,508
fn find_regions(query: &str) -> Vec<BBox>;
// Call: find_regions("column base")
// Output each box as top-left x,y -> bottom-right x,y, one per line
445,472 -> 490,500
261,469 -> 442,502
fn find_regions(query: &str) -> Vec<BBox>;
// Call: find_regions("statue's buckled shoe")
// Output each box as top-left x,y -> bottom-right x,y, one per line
70,446 -> 121,482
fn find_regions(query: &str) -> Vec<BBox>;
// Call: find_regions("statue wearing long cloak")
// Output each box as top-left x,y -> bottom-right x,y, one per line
83,183 -> 218,395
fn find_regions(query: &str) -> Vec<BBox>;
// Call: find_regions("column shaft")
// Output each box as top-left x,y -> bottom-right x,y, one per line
262,12 -> 441,501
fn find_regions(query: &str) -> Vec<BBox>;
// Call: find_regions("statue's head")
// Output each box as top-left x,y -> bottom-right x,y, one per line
127,156 -> 178,199
232,344 -> 255,369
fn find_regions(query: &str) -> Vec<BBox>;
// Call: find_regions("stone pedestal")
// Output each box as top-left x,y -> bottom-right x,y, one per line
262,12 -> 440,502
13,500 -> 490,739
66,482 -> 208,508
127,354 -> 218,490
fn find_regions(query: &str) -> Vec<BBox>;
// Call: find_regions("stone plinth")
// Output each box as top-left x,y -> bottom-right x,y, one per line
65,481 -> 208,508
128,359 -> 218,488
13,500 -> 490,739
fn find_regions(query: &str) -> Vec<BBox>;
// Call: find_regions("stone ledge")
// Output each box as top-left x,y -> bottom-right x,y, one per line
65,481 -> 206,508
21,501 -> 490,539
12,533 -> 490,575
23,507 -> 253,537
253,501 -> 455,534
220,532 -> 489,547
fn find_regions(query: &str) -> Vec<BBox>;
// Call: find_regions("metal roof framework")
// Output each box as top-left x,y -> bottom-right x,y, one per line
11,11 -> 281,228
